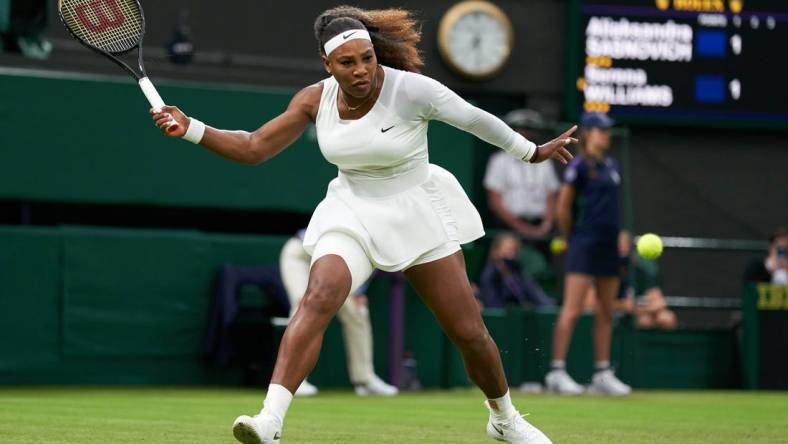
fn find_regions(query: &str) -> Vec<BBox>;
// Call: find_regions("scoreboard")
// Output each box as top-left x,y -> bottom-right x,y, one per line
568,0 -> 788,127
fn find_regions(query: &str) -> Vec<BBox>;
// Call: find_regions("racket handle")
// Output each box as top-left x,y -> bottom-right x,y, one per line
139,77 -> 178,132
139,77 -> 165,110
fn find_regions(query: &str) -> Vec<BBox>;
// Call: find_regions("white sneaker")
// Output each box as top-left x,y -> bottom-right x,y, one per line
295,380 -> 318,397
354,374 -> 399,396
588,369 -> 631,396
544,369 -> 584,395
232,412 -> 281,444
485,401 -> 552,444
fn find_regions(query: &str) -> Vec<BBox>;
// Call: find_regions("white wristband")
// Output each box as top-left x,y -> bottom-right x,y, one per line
183,118 -> 206,144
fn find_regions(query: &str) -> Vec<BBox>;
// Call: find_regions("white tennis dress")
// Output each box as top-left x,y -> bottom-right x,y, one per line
302,66 -> 536,272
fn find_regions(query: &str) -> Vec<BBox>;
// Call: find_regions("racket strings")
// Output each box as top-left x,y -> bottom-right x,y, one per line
60,0 -> 142,54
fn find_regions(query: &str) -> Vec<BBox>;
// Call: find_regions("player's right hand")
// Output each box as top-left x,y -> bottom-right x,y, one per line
151,106 -> 188,137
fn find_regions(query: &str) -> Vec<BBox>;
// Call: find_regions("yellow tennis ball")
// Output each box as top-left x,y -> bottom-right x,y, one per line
637,233 -> 663,260
550,237 -> 567,255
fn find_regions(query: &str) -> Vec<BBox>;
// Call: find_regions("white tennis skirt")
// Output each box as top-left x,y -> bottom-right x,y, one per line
303,163 -> 485,272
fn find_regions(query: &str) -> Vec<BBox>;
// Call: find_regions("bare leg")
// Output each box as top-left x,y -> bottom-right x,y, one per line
232,254 -> 357,442
399,250 -> 552,442
592,276 -> 619,363
404,251 -> 507,398
552,273 -> 593,361
270,255 -> 353,392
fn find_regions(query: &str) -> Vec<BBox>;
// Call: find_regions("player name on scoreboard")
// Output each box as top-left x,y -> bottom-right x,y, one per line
583,17 -> 692,109
571,0 -> 788,126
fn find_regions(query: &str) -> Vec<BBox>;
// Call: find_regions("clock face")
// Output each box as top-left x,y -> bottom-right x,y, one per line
438,1 -> 513,80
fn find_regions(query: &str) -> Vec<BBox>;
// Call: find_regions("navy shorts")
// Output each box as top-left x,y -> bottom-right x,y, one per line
565,236 -> 619,276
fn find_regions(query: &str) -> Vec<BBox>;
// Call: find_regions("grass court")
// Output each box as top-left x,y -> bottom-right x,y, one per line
2,388 -> 787,443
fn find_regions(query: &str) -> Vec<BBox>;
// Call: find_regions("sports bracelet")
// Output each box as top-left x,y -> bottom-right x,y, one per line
183,118 -> 206,144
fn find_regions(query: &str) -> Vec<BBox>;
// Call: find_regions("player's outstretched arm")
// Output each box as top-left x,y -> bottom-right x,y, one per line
407,74 -> 576,164
151,83 -> 322,165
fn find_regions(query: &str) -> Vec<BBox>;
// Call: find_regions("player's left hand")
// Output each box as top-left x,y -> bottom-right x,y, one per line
532,125 -> 578,164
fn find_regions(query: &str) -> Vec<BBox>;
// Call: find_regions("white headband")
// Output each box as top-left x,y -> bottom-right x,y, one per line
324,29 -> 372,55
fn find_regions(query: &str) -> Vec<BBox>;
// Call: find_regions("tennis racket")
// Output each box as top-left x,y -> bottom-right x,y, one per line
58,0 -> 177,131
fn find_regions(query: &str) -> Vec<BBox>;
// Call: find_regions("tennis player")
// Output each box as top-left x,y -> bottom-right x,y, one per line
152,6 -> 575,444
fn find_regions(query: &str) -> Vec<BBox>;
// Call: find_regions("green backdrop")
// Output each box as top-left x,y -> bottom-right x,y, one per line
0,70 -> 477,212
0,226 -> 292,385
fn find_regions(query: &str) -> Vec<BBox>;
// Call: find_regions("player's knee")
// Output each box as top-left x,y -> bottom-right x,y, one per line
301,277 -> 348,317
450,323 -> 490,352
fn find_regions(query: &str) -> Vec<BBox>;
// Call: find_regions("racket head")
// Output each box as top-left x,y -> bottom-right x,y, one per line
58,0 -> 145,56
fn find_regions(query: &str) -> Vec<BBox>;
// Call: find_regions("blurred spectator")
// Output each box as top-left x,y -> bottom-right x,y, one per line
280,230 -> 397,397
476,232 -> 555,308
0,0 -> 51,59
585,231 -> 677,330
743,227 -> 788,285
484,109 -> 560,257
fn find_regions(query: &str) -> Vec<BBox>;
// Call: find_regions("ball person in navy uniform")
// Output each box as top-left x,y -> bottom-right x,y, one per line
545,112 -> 632,396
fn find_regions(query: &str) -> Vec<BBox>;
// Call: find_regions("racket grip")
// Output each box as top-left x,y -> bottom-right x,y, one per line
139,77 -> 166,110
140,77 -> 178,132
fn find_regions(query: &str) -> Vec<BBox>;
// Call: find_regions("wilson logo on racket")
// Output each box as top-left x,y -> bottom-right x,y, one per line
75,0 -> 125,33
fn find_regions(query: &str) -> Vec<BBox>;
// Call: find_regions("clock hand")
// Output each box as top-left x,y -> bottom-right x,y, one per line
472,35 -> 481,49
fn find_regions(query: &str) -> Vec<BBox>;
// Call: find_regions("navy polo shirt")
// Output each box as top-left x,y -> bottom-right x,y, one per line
563,155 -> 621,241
